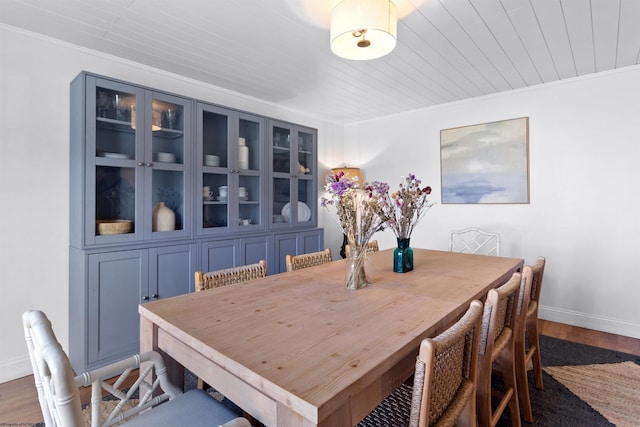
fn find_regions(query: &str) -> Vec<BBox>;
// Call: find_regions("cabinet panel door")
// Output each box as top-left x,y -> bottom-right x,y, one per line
149,244 -> 197,299
300,230 -> 324,255
274,233 -> 299,273
200,239 -> 240,272
87,250 -> 147,367
240,235 -> 272,269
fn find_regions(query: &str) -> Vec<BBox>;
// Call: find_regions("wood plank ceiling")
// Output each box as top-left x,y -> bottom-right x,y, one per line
1,0 -> 639,124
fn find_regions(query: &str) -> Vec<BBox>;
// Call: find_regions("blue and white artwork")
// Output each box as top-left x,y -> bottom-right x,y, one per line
440,117 -> 529,204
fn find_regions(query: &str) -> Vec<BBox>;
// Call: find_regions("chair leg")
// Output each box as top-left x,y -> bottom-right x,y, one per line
476,365 -> 493,427
499,354 -> 522,427
526,315 -> 544,390
515,339 -> 533,423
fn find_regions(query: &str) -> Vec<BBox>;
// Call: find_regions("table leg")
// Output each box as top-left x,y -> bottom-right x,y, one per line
140,315 -> 184,391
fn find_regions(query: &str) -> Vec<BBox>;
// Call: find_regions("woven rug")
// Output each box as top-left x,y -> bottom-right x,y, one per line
544,361 -> 640,427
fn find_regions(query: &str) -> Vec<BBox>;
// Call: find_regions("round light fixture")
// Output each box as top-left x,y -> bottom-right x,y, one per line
330,0 -> 397,60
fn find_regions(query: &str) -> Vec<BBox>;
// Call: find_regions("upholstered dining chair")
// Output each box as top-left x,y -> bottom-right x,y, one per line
285,248 -> 332,272
449,227 -> 501,256
194,260 -> 267,389
476,272 -> 522,427
22,310 -> 250,427
344,239 -> 379,258
194,259 -> 267,292
514,257 -> 547,422
357,299 -> 484,427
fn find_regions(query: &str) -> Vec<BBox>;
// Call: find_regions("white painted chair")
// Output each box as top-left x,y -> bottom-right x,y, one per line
22,310 -> 251,427
449,227 -> 501,256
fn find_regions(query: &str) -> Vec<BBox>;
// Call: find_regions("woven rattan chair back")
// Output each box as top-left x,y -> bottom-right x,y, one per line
514,257 -> 546,422
285,248 -> 332,272
22,310 -> 250,427
476,272 -> 523,427
357,300 -> 483,427
344,240 -> 379,258
194,260 -> 267,292
449,227 -> 501,256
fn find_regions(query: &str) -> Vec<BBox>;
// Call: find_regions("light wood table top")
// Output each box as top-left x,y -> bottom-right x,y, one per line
139,248 -> 523,426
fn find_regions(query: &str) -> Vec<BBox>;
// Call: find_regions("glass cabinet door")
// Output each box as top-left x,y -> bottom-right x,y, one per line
198,104 -> 231,233
197,103 -> 265,234
237,113 -> 264,229
296,128 -> 316,225
270,121 -> 317,228
145,91 -> 191,240
90,77 -> 144,245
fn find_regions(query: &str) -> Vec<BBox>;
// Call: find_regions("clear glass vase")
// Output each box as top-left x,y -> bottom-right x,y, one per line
394,238 -> 414,273
345,245 -> 371,290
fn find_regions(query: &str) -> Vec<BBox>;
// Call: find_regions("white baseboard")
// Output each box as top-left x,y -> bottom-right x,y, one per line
539,305 -> 640,340
0,355 -> 33,384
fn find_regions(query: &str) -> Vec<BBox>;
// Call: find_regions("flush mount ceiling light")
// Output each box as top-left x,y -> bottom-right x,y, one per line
330,0 -> 397,60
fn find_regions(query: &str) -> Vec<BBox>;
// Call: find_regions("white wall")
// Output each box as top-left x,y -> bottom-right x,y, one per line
341,65 -> 640,341
0,26 -> 343,383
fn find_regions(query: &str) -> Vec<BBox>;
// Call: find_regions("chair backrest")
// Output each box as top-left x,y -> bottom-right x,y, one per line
411,300 -> 483,427
195,260 -> 267,291
449,227 -> 501,256
23,310 -> 84,427
23,310 -> 185,427
344,240 -> 379,258
478,272 -> 521,363
285,248 -> 332,272
528,257 -> 546,309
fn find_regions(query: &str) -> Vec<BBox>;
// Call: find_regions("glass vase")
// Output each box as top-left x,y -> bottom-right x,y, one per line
345,245 -> 371,290
394,238 -> 414,273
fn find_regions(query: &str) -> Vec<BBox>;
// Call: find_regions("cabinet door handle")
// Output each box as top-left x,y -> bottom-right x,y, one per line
138,162 -> 144,166
151,294 -> 158,299
142,296 -> 149,301
146,162 -> 153,167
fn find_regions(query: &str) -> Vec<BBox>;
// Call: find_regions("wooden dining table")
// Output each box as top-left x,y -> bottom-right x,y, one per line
139,248 -> 523,426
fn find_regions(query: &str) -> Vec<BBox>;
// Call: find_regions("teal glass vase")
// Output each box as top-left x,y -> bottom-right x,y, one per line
394,238 -> 413,273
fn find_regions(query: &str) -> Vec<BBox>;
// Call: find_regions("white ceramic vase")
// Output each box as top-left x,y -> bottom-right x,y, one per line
152,202 -> 175,232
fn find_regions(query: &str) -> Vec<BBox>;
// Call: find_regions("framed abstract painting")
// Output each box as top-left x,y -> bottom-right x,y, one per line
440,117 -> 529,204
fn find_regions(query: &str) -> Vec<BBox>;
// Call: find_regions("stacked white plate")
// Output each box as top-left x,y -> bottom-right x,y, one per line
157,152 -> 176,163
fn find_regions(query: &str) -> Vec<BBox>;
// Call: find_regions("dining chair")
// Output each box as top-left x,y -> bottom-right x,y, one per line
285,248 -> 332,272
476,272 -> 522,427
194,259 -> 267,292
194,260 -> 267,389
449,227 -> 501,256
22,309 -> 251,427
357,299 -> 484,427
514,257 -> 547,422
344,239 -> 379,258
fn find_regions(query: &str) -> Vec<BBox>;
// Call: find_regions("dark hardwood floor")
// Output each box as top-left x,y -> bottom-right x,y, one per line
1,320 -> 639,425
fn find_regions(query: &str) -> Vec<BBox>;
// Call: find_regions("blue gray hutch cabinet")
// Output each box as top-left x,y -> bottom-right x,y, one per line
69,72 -> 323,372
